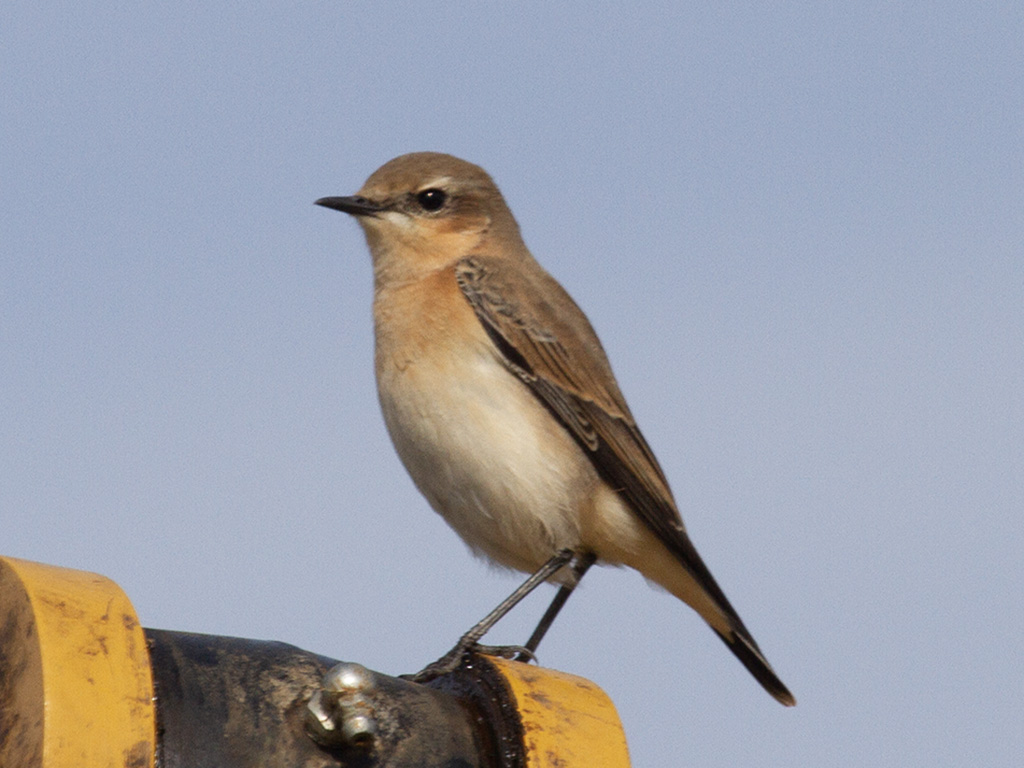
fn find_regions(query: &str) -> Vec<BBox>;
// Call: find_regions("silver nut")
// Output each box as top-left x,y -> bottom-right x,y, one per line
306,689 -> 339,737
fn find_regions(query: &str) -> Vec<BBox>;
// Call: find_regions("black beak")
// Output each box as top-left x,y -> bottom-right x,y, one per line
315,195 -> 384,217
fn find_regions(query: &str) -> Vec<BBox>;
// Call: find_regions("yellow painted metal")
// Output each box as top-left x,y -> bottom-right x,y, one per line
487,657 -> 631,767
0,556 -> 156,768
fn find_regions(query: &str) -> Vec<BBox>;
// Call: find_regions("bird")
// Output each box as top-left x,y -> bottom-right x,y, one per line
316,152 -> 795,706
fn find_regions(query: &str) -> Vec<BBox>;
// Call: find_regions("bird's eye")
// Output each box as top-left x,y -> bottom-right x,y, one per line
416,188 -> 448,211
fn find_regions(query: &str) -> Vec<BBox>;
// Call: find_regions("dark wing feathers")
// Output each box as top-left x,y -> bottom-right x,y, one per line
457,256 -> 736,611
455,255 -> 794,706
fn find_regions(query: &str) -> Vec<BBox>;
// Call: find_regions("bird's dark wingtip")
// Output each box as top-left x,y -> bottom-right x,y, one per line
715,629 -> 796,706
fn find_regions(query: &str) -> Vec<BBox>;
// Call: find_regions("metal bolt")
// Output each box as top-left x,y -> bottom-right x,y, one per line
306,663 -> 379,750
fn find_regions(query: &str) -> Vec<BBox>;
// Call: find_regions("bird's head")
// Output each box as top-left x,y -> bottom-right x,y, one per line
317,152 -> 523,283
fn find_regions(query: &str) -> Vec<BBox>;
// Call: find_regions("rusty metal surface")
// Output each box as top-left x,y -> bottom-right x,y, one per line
147,630 -> 491,768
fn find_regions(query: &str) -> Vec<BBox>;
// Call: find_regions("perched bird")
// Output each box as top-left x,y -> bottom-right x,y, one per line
317,152 -> 795,705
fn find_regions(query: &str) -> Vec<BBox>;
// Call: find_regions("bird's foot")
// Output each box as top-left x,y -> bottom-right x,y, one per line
404,641 -> 535,684
477,643 -> 535,664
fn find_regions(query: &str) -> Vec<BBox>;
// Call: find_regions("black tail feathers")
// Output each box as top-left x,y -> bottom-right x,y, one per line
715,628 -> 796,706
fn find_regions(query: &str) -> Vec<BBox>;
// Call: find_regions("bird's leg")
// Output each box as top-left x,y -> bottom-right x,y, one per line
515,551 -> 596,662
408,549 -> 575,682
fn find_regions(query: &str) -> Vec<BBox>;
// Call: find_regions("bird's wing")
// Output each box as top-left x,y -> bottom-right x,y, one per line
456,255 -> 794,706
457,256 -> 672,508
456,256 -> 712,580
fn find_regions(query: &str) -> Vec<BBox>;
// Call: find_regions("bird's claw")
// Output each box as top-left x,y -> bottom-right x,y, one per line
476,643 -> 535,664
404,641 -> 536,684
403,646 -> 469,683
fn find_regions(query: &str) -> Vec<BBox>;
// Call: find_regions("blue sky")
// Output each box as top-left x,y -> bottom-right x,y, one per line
3,3 -> 1022,765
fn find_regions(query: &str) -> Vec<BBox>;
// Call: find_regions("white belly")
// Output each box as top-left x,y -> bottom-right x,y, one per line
376,338 -> 594,574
